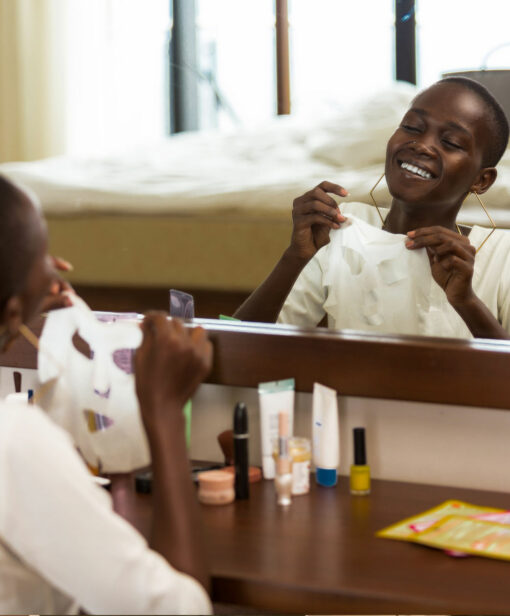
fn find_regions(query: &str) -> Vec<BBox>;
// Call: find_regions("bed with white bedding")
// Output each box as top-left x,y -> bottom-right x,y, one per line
1,84 -> 509,304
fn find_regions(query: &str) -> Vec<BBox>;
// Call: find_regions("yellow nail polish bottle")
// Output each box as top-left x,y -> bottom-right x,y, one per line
350,427 -> 370,495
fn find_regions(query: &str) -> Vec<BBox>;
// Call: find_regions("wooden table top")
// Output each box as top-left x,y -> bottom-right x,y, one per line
127,475 -> 510,614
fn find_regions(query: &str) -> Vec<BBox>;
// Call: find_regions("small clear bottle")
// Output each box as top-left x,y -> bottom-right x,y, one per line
289,437 -> 311,495
275,456 -> 292,506
273,436 -> 311,495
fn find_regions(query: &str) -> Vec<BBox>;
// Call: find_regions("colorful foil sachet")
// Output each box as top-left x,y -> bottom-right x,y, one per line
413,515 -> 510,561
377,500 -> 510,561
377,500 -> 502,540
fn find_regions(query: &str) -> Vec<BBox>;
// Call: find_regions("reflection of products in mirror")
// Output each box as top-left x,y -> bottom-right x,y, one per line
169,289 -> 195,319
84,410 -> 115,433
350,427 -> 371,496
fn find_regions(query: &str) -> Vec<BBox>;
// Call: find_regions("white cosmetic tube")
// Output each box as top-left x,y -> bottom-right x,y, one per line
312,382 -> 339,487
258,378 -> 295,479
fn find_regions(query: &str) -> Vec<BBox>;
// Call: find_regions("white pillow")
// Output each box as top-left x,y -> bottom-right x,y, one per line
307,81 -> 418,168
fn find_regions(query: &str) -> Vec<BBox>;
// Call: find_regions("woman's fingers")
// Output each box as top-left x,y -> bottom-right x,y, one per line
289,181 -> 349,259
294,199 -> 345,224
406,228 -> 474,259
424,241 -> 475,265
311,181 -> 348,198
303,183 -> 347,206
434,254 -> 473,276
51,255 -> 74,272
295,213 -> 342,231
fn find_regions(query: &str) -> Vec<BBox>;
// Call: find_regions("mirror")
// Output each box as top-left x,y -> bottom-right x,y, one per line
1,1 -> 509,342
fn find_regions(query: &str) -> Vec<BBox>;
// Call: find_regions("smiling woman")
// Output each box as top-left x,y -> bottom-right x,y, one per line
234,77 -> 510,341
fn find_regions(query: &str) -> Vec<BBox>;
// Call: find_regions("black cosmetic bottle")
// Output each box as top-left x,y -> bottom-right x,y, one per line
233,402 -> 249,500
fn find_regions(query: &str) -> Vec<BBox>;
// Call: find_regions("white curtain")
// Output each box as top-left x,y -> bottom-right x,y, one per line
0,0 -> 68,162
64,0 -> 169,156
0,0 -> 169,162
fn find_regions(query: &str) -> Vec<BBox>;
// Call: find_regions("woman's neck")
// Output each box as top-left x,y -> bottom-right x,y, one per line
383,199 -> 460,235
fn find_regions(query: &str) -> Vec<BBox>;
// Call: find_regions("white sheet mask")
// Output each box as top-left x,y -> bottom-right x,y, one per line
323,215 -> 472,338
38,296 -> 150,472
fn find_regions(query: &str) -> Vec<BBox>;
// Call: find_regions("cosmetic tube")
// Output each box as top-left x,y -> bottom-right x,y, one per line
350,427 -> 370,495
233,402 -> 249,500
312,383 -> 339,487
275,410 -> 292,506
258,378 -> 295,479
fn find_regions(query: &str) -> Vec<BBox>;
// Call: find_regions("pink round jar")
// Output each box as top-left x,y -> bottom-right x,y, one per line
197,469 -> 235,505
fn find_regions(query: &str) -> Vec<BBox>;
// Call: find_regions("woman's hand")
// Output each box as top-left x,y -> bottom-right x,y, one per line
135,312 -> 213,594
405,227 -> 476,307
134,312 -> 212,432
287,181 -> 348,261
39,256 -> 75,313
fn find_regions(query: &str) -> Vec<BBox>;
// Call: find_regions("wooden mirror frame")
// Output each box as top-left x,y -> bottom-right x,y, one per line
2,315 -> 510,410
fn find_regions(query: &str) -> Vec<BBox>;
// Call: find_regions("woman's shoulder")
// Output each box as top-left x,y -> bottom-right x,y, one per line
0,401 -> 73,460
470,225 -> 510,254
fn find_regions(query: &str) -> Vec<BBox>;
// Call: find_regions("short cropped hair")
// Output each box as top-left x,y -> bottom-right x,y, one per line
440,76 -> 509,167
0,176 -> 39,313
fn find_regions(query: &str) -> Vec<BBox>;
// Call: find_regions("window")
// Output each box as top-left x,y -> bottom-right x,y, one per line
196,0 -> 274,129
289,0 -> 394,114
417,0 -> 510,86
65,0 -> 169,154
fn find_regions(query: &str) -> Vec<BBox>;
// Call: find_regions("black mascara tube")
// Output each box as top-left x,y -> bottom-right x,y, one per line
234,402 -> 249,500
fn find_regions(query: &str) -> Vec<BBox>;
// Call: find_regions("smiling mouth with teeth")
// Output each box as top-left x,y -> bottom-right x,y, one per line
399,161 -> 433,180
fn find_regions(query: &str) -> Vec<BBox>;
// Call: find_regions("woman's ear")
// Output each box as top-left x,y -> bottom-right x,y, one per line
471,167 -> 497,195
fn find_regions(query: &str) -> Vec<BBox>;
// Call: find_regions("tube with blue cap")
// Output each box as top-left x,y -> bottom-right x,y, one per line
312,383 -> 339,487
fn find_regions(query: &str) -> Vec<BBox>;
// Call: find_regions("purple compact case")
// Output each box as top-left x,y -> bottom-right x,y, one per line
169,289 -> 195,319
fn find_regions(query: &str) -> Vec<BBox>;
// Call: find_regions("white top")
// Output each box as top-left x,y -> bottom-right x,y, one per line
278,202 -> 510,338
0,401 -> 212,615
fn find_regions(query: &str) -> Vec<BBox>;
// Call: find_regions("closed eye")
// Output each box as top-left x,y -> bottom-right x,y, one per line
402,124 -> 420,133
443,139 -> 463,150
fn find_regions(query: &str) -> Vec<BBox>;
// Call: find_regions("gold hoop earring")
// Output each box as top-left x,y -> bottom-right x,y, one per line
369,172 -> 386,226
0,323 -> 40,353
18,323 -> 40,350
461,191 -> 496,254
